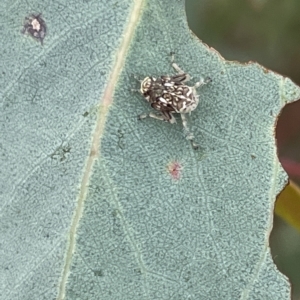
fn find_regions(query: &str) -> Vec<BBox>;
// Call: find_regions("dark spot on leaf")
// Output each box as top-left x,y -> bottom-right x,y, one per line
134,268 -> 142,275
93,269 -> 104,277
22,13 -> 46,45
117,129 -> 125,149
112,209 -> 120,218
50,144 -> 71,162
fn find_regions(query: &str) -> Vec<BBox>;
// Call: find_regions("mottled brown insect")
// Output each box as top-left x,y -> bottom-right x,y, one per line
138,58 -> 211,149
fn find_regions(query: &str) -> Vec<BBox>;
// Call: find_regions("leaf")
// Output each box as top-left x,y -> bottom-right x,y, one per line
1,1 -> 300,300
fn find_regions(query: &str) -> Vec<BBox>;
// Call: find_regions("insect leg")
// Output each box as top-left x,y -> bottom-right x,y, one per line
131,74 -> 144,93
138,112 -> 176,124
170,54 -> 191,81
180,113 -> 199,150
138,112 -> 166,122
194,77 -> 212,89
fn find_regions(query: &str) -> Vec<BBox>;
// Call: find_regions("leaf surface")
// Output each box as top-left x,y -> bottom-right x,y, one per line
0,0 -> 299,299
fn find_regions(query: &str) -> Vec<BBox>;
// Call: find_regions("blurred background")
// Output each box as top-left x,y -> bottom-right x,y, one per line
186,0 -> 300,298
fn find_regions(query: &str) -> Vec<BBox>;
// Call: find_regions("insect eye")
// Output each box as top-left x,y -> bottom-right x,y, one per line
141,77 -> 152,90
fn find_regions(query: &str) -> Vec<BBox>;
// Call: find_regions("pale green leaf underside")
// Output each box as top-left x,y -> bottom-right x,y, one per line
1,0 -> 300,299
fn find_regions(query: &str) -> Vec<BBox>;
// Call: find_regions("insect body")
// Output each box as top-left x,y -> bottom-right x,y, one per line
138,59 -> 211,149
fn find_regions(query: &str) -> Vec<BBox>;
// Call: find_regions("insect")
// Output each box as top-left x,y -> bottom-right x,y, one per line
22,14 -> 46,44
137,56 -> 211,149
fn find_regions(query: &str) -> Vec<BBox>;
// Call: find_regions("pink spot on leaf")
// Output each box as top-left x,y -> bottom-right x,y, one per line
168,161 -> 182,180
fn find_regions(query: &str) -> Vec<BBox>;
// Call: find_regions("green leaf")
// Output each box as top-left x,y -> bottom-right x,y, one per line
1,1 -> 299,299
